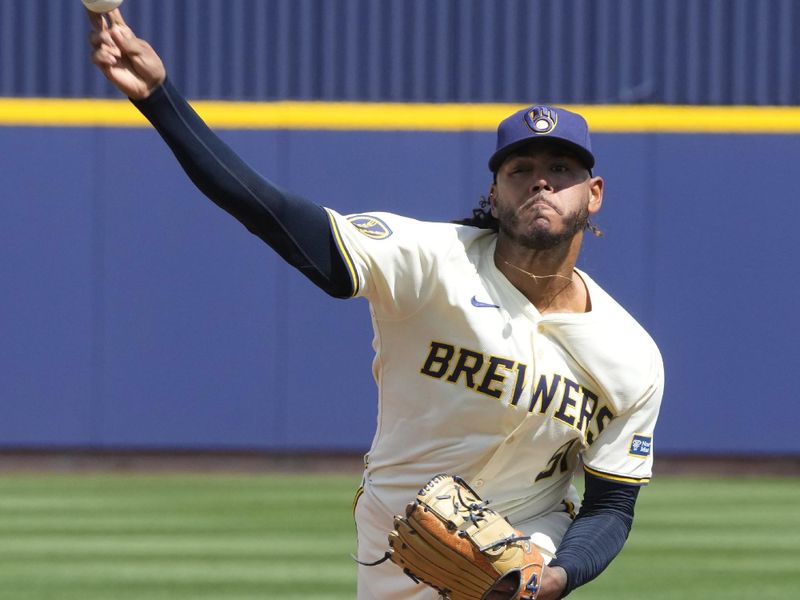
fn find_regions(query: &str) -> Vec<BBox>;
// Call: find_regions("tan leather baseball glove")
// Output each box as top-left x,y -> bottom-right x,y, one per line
386,474 -> 545,600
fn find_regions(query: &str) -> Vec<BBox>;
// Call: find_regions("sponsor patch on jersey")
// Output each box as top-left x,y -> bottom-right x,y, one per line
629,434 -> 652,458
347,215 -> 393,240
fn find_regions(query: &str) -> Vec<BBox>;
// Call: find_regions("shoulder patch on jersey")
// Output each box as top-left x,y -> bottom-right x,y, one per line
629,434 -> 652,458
347,215 -> 393,240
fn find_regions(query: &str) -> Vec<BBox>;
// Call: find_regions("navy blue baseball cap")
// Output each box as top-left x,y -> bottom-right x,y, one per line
488,105 -> 595,172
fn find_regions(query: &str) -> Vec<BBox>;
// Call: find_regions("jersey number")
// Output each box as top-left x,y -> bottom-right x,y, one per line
535,439 -> 579,482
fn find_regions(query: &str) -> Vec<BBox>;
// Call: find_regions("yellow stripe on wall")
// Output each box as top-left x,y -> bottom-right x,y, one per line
3,97 -> 800,133
0,98 -> 150,127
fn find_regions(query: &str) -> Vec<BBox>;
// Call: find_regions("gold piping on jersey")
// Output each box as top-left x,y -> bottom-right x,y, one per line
583,464 -> 651,486
562,500 -> 577,520
325,208 -> 359,297
352,485 -> 365,519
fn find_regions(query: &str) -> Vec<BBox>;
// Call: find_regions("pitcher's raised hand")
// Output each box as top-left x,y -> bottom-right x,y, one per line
87,8 -> 165,99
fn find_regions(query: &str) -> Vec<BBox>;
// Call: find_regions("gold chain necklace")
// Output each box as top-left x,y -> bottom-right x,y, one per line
501,259 -> 573,284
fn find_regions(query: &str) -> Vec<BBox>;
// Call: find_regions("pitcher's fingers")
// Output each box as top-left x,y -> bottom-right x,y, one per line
86,9 -> 108,33
90,47 -> 119,68
88,30 -> 120,57
108,25 -> 137,54
88,29 -> 113,47
107,8 -> 128,28
108,25 -> 150,59
128,40 -> 162,72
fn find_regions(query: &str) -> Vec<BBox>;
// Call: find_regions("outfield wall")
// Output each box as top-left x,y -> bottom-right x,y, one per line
2,114 -> 799,455
3,0 -> 799,106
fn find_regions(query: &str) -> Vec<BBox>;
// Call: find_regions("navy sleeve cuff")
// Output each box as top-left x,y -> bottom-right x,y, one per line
549,473 -> 641,596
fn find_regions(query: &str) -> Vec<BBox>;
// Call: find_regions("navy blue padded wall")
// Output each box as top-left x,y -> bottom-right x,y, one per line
2,0 -> 800,104
2,125 -> 799,453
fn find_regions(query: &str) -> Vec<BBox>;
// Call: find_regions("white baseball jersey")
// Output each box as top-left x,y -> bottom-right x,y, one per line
325,209 -> 664,599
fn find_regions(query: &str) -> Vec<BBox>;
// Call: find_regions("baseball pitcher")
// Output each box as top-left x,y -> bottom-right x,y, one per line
87,9 -> 663,600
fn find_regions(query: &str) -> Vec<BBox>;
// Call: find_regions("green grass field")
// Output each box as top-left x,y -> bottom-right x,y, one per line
0,473 -> 797,599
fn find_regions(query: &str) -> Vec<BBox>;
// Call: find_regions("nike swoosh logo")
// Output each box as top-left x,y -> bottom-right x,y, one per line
471,295 -> 500,309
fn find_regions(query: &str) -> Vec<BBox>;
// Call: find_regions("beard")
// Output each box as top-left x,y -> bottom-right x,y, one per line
498,201 -> 589,250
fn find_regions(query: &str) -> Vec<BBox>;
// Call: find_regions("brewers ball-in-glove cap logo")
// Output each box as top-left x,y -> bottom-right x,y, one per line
526,106 -> 558,134
488,104 -> 595,172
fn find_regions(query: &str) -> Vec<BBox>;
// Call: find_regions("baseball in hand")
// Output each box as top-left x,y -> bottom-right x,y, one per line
82,0 -> 124,13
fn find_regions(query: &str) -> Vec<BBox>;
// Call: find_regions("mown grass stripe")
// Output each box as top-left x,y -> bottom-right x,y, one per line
0,535 -> 354,556
0,473 -> 796,599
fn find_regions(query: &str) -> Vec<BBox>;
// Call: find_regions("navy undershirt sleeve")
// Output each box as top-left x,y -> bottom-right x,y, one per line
131,78 -> 354,298
548,473 -> 641,597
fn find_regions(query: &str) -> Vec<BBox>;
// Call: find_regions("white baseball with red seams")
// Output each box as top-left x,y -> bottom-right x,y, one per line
81,0 -> 123,14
